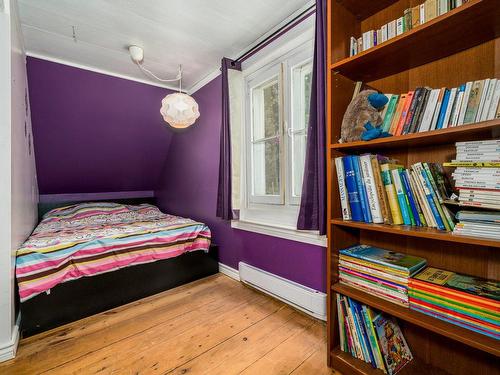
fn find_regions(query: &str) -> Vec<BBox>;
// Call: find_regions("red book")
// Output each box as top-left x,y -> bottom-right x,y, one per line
394,91 -> 415,135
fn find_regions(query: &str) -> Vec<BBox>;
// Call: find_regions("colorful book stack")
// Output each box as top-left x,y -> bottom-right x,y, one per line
370,78 -> 500,136
335,155 -> 455,231
339,244 -> 427,307
453,211 -> 500,240
337,294 -> 414,374
445,139 -> 500,210
409,267 -> 500,339
349,0 -> 470,56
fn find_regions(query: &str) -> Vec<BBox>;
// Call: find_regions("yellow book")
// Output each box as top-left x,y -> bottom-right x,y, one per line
443,162 -> 500,167
380,163 -> 404,225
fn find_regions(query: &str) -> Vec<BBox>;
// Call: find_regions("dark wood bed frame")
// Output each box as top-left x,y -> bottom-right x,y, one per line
18,198 -> 219,337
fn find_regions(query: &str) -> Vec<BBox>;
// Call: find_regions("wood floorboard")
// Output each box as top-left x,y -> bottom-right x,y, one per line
0,274 -> 338,375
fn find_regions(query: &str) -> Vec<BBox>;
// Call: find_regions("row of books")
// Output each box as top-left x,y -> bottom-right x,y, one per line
339,245 -> 427,307
377,78 -> 500,136
337,294 -> 413,374
453,211 -> 500,240
336,155 -> 455,231
409,267 -> 500,339
349,0 -> 469,56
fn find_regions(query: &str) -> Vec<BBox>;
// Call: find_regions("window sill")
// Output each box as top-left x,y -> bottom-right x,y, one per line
230,220 -> 327,247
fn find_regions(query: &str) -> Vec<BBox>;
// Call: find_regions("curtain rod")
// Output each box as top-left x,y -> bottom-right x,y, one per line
235,3 -> 316,63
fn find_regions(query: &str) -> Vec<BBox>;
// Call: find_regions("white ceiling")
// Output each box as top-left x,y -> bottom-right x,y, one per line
17,0 -> 312,92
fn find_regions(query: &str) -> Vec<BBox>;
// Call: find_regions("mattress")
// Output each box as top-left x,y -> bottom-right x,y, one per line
16,202 -> 211,302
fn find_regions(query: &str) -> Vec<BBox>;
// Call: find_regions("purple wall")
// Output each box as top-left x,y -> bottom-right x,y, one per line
27,57 -> 174,194
155,76 -> 326,292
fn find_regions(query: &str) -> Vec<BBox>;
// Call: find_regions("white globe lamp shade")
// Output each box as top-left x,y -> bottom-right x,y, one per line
160,93 -> 200,129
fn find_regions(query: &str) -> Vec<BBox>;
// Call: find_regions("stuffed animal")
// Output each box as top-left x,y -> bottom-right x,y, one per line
340,89 -> 391,143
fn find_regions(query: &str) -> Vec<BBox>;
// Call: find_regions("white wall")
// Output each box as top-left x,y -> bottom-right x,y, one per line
0,0 -> 38,361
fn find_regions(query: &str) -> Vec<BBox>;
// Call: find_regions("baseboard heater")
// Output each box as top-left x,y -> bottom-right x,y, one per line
238,262 -> 326,321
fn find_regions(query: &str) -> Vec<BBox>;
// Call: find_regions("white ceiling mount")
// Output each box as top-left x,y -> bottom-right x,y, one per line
128,45 -> 144,63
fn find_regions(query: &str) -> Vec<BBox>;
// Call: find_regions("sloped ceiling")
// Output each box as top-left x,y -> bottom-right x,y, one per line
18,0 -> 312,92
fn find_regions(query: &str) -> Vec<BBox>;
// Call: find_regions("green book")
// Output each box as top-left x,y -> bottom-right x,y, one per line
381,95 -> 399,132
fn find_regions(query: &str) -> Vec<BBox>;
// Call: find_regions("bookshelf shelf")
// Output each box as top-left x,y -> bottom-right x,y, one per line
330,347 -> 449,375
332,283 -> 500,357
330,0 -> 500,81
330,219 -> 500,248
329,120 -> 500,151
326,0 -> 499,372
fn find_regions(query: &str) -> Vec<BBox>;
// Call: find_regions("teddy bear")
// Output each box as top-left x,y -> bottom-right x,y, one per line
340,89 -> 391,143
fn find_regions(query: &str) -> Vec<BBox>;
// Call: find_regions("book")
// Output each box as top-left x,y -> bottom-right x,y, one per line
408,170 -> 430,227
402,87 -> 424,134
438,0 -> 449,15
476,78 -> 491,122
403,8 -> 412,31
394,91 -> 414,135
435,88 -> 451,129
418,88 -> 440,132
463,80 -> 485,124
360,155 -> 384,224
373,314 -> 413,375
340,245 -> 427,275
411,5 -> 420,28
400,170 -> 421,226
354,156 -> 372,222
424,0 -> 438,21
371,155 -> 392,225
389,93 -> 407,135
391,169 -> 412,225
444,162 -> 500,167
343,156 -> 364,222
487,80 -> 500,120
336,157 -> 351,220
409,87 -> 430,133
457,81 -> 473,125
380,94 -> 393,122
413,267 -> 500,302
362,305 -> 386,372
388,20 -> 396,39
450,84 -> 466,126
429,88 -> 446,131
381,95 -> 399,133
381,24 -> 388,43
479,78 -> 497,121
442,87 -> 457,128
380,163 -> 404,225
396,17 -> 404,35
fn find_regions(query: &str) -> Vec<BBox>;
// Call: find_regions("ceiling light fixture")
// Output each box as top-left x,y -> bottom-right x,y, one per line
129,45 -> 200,129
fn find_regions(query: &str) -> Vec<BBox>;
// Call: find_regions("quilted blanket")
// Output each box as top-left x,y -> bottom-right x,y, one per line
16,202 -> 211,302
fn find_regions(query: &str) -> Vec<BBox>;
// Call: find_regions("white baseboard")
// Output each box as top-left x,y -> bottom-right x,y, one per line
218,262 -> 240,281
0,314 -> 20,362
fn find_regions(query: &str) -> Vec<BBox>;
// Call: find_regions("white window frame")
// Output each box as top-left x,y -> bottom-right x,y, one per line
231,17 -> 326,247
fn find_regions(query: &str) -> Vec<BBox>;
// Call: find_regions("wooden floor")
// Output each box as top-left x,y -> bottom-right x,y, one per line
1,274 -> 337,375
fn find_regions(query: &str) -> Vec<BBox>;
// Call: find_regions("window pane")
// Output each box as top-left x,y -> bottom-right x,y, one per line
292,133 -> 307,197
292,63 -> 312,131
252,139 -> 281,196
291,61 -> 312,200
252,78 -> 280,141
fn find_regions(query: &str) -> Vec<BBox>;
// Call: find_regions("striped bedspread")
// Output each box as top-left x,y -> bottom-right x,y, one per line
16,202 -> 211,302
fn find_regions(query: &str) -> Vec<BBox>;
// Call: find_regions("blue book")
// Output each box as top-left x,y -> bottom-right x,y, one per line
340,244 -> 427,275
435,89 -> 450,129
419,169 -> 446,230
352,156 -> 372,223
352,300 -> 377,368
391,169 -> 411,225
348,298 -> 371,363
400,170 -> 421,226
398,169 -> 416,226
342,156 -> 363,222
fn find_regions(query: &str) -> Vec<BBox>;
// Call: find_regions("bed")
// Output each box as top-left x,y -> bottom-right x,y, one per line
16,200 -> 218,337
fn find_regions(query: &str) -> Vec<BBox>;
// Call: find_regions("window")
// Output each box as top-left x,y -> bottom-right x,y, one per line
241,42 -> 313,228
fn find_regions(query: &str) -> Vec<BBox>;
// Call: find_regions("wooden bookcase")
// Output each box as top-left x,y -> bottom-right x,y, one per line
325,0 -> 500,374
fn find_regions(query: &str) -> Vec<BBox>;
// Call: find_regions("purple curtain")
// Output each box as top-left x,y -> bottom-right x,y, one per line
216,57 -> 241,220
297,0 -> 326,235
